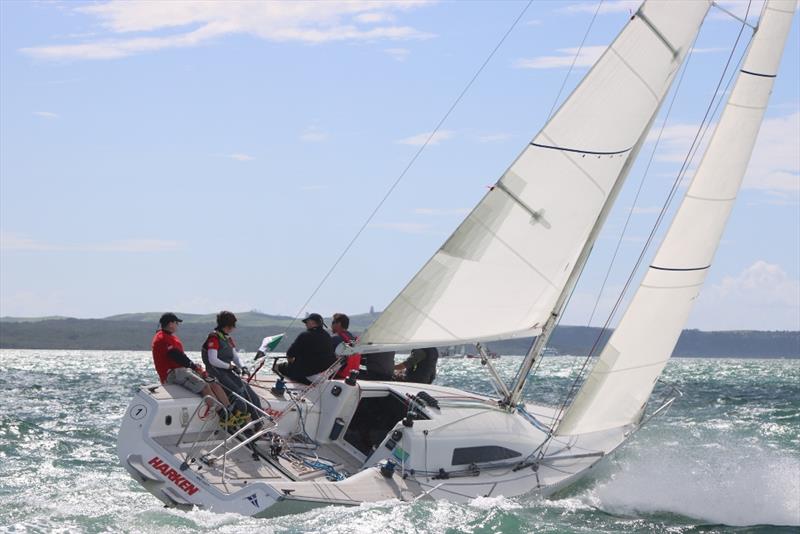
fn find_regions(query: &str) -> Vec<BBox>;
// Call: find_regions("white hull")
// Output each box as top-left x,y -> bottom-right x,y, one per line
118,375 -> 633,517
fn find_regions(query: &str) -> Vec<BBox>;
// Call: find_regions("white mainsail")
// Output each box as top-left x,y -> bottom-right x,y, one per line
357,0 -> 711,352
556,0 -> 797,437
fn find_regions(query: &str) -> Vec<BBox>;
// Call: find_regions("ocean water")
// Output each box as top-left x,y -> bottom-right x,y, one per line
0,349 -> 798,533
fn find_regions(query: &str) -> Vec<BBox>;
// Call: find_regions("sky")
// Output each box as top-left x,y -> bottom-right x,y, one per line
0,0 -> 798,331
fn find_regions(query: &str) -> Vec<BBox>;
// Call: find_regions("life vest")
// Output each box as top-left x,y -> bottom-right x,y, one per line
334,330 -> 361,379
201,329 -> 236,369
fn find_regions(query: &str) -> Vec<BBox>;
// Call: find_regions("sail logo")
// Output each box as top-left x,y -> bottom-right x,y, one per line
148,456 -> 200,496
246,493 -> 260,508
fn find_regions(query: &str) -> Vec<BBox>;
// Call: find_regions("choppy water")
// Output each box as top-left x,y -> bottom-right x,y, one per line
0,350 -> 798,533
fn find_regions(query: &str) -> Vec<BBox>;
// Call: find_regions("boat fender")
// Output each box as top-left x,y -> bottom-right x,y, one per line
380,460 -> 396,478
331,385 -> 342,397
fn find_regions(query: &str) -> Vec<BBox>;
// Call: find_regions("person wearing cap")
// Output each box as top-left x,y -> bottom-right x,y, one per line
274,313 -> 336,385
151,312 -> 229,408
202,310 -> 264,424
394,347 -> 439,384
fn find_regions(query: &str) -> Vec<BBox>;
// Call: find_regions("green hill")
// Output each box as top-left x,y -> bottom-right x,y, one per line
0,311 -> 797,357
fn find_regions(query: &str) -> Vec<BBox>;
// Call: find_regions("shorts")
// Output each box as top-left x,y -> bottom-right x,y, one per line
166,367 -> 207,394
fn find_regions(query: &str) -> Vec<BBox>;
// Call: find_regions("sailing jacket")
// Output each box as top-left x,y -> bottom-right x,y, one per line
331,330 -> 360,379
152,330 -> 196,383
284,326 -> 336,379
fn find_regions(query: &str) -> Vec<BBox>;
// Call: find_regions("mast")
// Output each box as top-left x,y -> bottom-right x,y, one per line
505,121 -> 654,406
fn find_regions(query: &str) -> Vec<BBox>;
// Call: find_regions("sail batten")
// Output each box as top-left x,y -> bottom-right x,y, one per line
354,0 -> 712,353
556,0 -> 797,437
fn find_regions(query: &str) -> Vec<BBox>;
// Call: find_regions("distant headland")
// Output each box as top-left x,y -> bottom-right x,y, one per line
0,311 -> 797,358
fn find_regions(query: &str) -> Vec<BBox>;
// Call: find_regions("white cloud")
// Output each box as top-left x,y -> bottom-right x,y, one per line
513,45 -> 606,70
523,19 -> 542,26
384,47 -> 410,61
745,111 -> 800,192
227,153 -> 255,161
33,111 -> 59,119
476,132 -> 512,143
0,232 -> 180,253
20,1 -> 436,61
692,261 -> 800,330
648,111 -> 799,191
414,207 -> 470,216
559,1 -> 642,15
300,125 -> 329,142
397,129 -> 454,146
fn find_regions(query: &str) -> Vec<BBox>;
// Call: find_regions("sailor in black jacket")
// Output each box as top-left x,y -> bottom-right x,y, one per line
274,313 -> 336,384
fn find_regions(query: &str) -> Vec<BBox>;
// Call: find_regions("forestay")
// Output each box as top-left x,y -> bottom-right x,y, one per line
357,0 -> 711,352
556,0 -> 797,437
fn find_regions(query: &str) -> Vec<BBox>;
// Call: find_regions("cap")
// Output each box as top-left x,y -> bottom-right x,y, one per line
159,312 -> 183,327
302,313 -> 327,328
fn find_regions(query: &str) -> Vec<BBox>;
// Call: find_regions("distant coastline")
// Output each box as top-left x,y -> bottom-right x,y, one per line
0,311 -> 798,358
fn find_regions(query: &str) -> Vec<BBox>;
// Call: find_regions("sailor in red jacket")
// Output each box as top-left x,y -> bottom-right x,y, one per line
330,313 -> 360,379
152,312 -> 229,409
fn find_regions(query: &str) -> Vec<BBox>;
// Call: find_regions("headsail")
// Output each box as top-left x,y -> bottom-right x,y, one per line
556,0 -> 797,437
356,0 -> 711,352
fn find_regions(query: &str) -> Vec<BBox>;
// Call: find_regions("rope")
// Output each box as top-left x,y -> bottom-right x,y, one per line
549,1 -> 754,434
285,1 -> 534,329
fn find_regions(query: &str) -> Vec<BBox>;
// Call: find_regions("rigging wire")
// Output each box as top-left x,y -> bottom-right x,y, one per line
548,1 -> 755,432
286,1 -> 534,329
545,0 -> 604,121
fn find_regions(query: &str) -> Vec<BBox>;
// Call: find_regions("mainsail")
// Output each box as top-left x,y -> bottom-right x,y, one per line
356,0 -> 711,352
556,0 -> 797,437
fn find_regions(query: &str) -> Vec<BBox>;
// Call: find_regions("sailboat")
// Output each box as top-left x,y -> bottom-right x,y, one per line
118,0 -> 796,517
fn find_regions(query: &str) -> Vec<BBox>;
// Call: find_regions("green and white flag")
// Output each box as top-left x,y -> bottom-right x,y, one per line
258,333 -> 285,354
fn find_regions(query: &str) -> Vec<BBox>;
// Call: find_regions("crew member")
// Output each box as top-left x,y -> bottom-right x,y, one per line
395,347 -> 439,384
151,312 -> 229,408
202,311 -> 263,424
330,313 -> 360,379
274,313 -> 336,384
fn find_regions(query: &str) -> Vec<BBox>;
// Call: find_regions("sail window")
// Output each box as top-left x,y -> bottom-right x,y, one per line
451,446 -> 521,466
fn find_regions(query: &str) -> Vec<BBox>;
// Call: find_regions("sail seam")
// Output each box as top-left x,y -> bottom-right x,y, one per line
728,102 -> 767,110
534,134 -> 607,195
686,193 -> 737,202
640,282 -> 704,290
608,46 -> 660,101
740,69 -> 777,78
766,5 -> 795,14
466,207 -> 560,290
649,265 -> 710,271
588,357 -> 671,375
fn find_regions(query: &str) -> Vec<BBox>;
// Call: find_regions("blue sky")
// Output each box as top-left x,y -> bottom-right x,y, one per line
1,0 -> 798,331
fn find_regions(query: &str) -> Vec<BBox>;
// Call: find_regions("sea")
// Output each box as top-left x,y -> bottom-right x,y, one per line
0,349 -> 798,533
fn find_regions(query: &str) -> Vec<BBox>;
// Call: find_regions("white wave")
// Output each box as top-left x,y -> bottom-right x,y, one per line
585,444 -> 800,526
